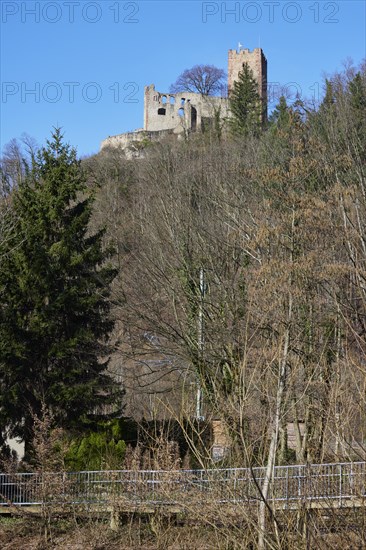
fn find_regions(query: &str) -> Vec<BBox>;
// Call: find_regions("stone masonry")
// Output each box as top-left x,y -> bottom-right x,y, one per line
143,84 -> 229,134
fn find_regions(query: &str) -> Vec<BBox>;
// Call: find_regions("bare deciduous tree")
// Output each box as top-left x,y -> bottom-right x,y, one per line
170,64 -> 227,96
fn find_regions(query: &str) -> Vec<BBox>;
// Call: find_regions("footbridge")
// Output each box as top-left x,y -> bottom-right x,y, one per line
1,461 -> 365,513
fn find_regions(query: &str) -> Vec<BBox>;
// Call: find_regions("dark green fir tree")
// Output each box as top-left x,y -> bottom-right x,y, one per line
349,71 -> 366,150
321,79 -> 335,111
0,129 -> 123,459
228,62 -> 262,136
269,95 -> 292,129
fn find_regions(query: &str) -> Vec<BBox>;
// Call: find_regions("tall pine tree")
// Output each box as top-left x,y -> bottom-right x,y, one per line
269,95 -> 292,129
228,62 -> 262,136
0,129 -> 123,458
349,71 -> 366,152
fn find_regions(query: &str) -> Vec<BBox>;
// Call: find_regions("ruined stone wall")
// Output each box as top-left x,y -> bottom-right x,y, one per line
100,128 -> 170,151
101,129 -> 144,150
228,47 -> 267,121
144,84 -> 229,134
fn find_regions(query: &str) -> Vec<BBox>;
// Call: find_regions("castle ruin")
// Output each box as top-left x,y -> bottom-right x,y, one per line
101,45 -> 267,152
143,85 -> 229,134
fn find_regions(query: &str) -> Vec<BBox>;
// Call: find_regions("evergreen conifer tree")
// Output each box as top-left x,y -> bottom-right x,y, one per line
349,72 -> 366,150
321,79 -> 335,110
0,129 -> 123,458
269,95 -> 291,129
228,62 -> 262,136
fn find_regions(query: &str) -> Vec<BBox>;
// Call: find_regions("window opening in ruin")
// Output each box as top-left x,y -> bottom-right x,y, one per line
162,95 -> 167,104
170,96 -> 175,105
191,106 -> 197,131
158,108 -> 166,115
181,98 -> 185,106
178,108 -> 184,117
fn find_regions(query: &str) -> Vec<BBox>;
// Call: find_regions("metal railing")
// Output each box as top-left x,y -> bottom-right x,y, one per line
1,461 -> 365,508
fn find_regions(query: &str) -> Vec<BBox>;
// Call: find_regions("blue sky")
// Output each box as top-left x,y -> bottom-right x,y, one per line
1,0 -> 365,157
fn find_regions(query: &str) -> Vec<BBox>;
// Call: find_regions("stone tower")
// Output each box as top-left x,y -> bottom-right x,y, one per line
228,47 -> 267,121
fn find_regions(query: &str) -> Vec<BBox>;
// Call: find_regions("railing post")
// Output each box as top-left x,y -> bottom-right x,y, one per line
339,463 -> 342,506
350,462 -> 353,495
233,471 -> 237,503
135,470 -> 137,501
152,470 -> 155,503
86,471 -> 89,501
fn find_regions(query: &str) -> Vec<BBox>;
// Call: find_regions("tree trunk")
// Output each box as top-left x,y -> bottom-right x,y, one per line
258,207 -> 295,550
258,292 -> 292,549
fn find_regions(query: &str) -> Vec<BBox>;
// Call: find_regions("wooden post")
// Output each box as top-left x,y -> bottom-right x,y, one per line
110,507 -> 120,531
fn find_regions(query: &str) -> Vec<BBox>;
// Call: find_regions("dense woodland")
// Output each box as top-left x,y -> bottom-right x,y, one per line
87,60 -> 366,467
1,60 -> 366,469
